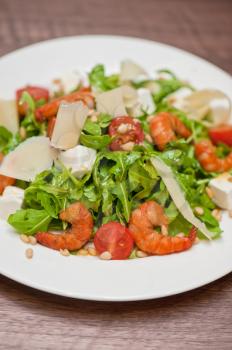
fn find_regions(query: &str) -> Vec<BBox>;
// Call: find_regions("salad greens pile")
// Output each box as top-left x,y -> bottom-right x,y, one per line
5,63 -> 223,240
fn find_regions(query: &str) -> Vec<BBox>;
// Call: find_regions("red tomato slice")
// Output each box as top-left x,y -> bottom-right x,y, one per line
108,116 -> 144,151
209,125 -> 232,147
94,222 -> 134,260
16,85 -> 49,115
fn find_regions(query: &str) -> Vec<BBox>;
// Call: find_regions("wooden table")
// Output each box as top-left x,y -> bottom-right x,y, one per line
0,0 -> 231,349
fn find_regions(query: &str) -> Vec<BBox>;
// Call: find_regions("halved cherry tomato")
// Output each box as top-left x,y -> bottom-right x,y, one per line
47,116 -> 56,138
94,222 -> 134,260
16,85 -> 49,115
209,125 -> 232,147
108,116 -> 144,151
0,175 -> 16,195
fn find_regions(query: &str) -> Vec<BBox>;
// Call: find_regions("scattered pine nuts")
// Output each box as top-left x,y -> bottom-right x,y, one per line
29,236 -> 37,245
99,251 -> 112,260
90,114 -> 98,122
147,115 -> 154,123
194,207 -> 204,215
205,186 -> 213,199
161,225 -> 168,236
88,247 -> 97,256
20,234 -> 30,244
145,133 -> 153,143
136,250 -> 148,258
25,248 -> 33,259
77,248 -> 88,256
60,249 -> 70,257
212,209 -> 222,221
121,142 -> 135,151
19,126 -> 26,140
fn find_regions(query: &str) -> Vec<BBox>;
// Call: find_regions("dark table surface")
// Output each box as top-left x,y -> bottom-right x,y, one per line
0,0 -> 231,349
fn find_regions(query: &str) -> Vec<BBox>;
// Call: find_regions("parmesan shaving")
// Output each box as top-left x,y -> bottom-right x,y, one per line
120,60 -> 148,82
96,87 -> 127,117
151,157 -> 213,240
0,99 -> 19,134
51,101 -> 89,150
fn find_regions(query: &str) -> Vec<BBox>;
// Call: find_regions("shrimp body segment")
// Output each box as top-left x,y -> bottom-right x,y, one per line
149,112 -> 191,150
195,140 -> 232,172
129,201 -> 197,255
35,88 -> 94,121
36,202 -> 93,251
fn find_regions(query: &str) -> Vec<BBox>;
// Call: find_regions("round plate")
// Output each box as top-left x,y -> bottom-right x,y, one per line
0,35 -> 231,301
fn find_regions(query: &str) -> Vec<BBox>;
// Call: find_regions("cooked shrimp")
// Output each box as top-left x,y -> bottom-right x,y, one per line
129,201 -> 197,255
36,202 -> 93,251
195,139 -> 232,172
149,112 -> 191,150
0,175 -> 16,195
35,88 -> 94,121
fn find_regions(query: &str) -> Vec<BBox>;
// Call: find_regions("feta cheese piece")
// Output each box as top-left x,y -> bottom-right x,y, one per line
0,99 -> 19,133
58,145 -> 97,178
209,173 -> 232,210
0,136 -> 57,182
51,101 -> 89,150
0,186 -> 24,221
96,87 -> 127,117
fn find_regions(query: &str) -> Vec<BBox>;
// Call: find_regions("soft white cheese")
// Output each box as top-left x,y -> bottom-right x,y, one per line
0,99 -> 19,134
51,101 -> 89,150
0,136 -> 57,182
58,145 -> 97,178
0,186 -> 24,221
209,173 -> 232,210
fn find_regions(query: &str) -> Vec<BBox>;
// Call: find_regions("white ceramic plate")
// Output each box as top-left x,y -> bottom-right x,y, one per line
0,35 -> 232,301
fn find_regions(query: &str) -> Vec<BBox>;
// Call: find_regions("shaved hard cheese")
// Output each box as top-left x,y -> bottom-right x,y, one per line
120,60 -> 148,82
0,99 -> 19,133
0,186 -> 24,221
96,87 -> 127,117
51,71 -> 82,95
51,101 -> 89,150
0,136 -> 57,182
58,145 -> 97,179
151,157 -> 213,240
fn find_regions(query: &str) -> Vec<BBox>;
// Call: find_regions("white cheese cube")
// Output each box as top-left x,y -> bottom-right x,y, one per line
0,186 -> 24,221
58,145 -> 97,179
209,173 -> 232,210
3,186 -> 24,199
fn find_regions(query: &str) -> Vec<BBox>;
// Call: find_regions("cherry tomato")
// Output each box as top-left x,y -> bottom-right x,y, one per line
0,175 -> 16,195
47,116 -> 56,138
108,116 -> 144,151
209,125 -> 232,147
16,86 -> 49,115
94,222 -> 134,260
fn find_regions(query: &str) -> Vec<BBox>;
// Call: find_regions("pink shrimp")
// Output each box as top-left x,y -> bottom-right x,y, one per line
35,88 -> 94,121
149,112 -> 192,150
36,202 -> 93,251
195,139 -> 232,172
129,201 -> 197,255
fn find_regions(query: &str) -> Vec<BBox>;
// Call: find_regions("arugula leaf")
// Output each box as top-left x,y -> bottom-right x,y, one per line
8,209 -> 51,235
80,134 -> 111,150
89,64 -> 119,92
0,126 -> 20,155
112,181 -> 131,222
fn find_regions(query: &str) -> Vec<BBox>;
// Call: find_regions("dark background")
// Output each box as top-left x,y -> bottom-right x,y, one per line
0,0 -> 232,349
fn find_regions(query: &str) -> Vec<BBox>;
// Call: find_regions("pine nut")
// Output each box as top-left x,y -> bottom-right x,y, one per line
147,115 -> 154,123
212,209 -> 222,221
194,237 -> 200,245
205,186 -> 213,198
20,234 -> 30,244
60,249 -> 70,257
228,176 -> 232,183
90,114 -> 98,122
136,250 -> 148,258
88,247 -> 97,256
229,210 -> 232,218
145,133 -> 153,143
19,126 -> 26,140
121,142 -> 135,151
99,251 -> 112,260
176,232 -> 185,238
25,248 -> 33,259
77,248 -> 88,256
194,207 -> 204,215
161,225 -> 168,236
29,236 -> 37,245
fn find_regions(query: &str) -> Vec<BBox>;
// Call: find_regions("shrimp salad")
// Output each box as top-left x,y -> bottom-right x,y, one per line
0,60 -> 232,260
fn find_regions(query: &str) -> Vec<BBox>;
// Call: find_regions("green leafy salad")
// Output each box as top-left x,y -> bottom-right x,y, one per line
0,60 -> 231,260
